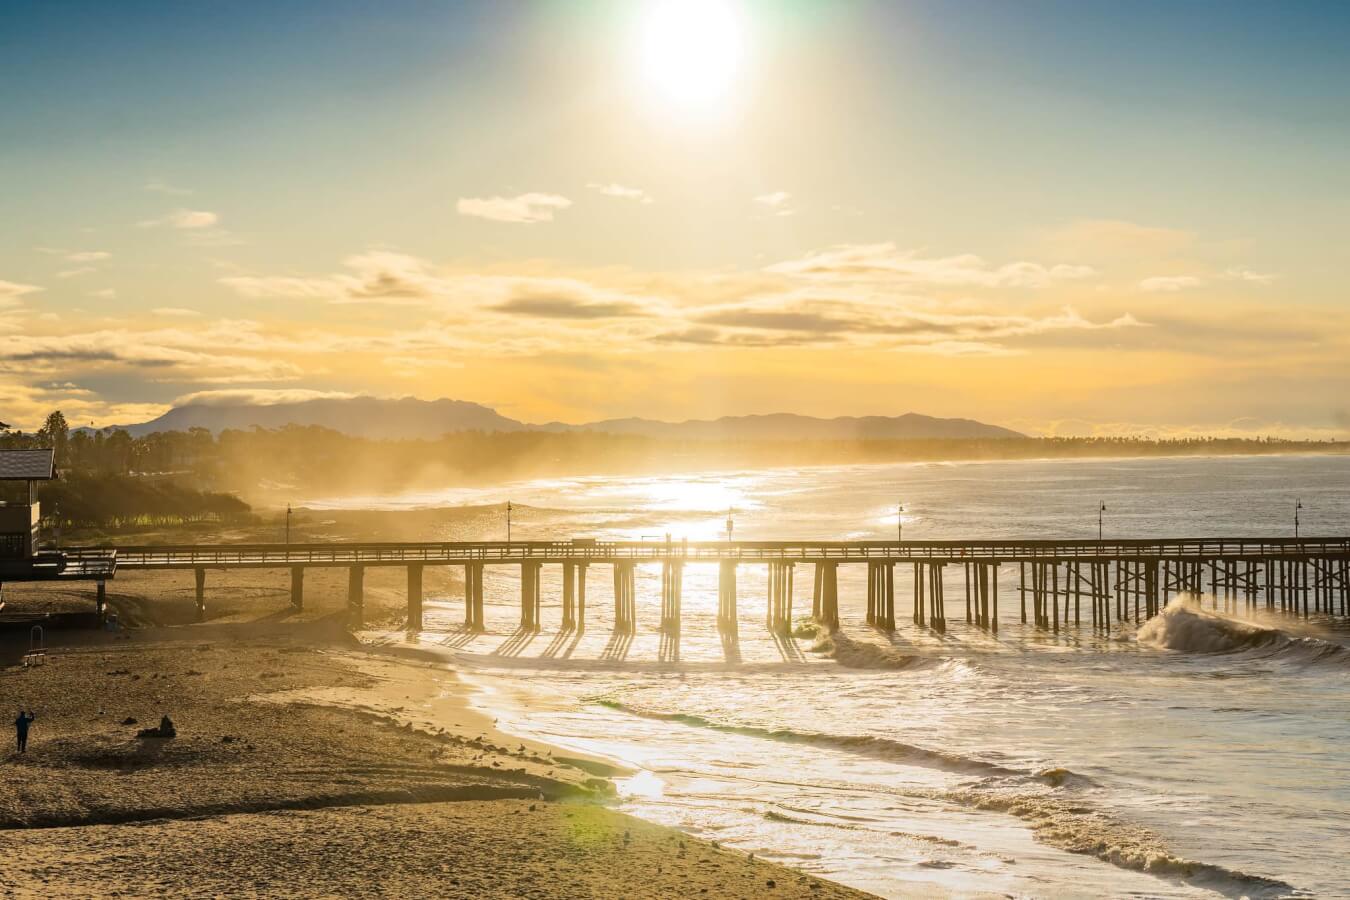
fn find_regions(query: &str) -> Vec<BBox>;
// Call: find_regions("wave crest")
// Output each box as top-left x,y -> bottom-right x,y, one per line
1137,598 -> 1349,668
593,698 -> 1025,777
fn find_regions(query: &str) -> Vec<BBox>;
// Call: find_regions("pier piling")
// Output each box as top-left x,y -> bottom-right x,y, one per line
194,566 -> 206,620
406,564 -> 423,631
290,565 -> 304,610
347,564 -> 365,628
719,560 -> 738,635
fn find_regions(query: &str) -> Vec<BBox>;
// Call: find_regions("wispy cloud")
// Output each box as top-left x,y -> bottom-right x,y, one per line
588,183 -> 653,204
495,296 -> 647,319
66,250 -> 111,263
144,178 -> 194,196
1139,275 -> 1203,293
140,209 -> 219,229
1224,267 -> 1276,284
174,388 -> 357,407
0,382 -> 168,432
56,268 -> 96,279
214,247 -> 1148,358
754,191 -> 795,216
1038,219 -> 1196,260
769,243 -> 1095,288
0,279 -> 42,309
151,307 -> 202,317
456,193 -> 572,224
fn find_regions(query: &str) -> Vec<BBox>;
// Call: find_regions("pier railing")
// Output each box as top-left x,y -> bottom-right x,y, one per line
63,537 -> 1350,570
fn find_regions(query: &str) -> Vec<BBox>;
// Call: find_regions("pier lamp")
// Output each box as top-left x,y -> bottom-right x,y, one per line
1295,499 -> 1302,538
285,503 -> 292,546
507,500 -> 513,543
897,503 -> 904,542
1098,502 -> 1106,541
726,507 -> 734,541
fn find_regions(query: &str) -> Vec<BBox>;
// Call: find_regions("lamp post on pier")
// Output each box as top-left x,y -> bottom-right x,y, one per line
506,500 -> 513,543
897,503 -> 904,543
1295,499 -> 1302,538
285,503 -> 292,546
1098,502 -> 1106,541
726,507 -> 734,542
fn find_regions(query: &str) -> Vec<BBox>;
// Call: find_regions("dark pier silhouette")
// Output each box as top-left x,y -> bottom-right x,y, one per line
54,538 -> 1350,634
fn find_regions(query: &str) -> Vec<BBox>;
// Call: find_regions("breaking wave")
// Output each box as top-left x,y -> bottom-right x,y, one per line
593,698 -> 1049,778
1137,598 -> 1350,669
811,630 -> 952,671
940,787 -> 1298,899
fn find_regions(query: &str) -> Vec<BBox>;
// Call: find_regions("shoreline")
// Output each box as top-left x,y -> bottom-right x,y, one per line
0,618 -> 869,898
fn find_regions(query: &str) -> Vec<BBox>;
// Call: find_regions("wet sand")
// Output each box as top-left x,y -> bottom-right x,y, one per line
0,573 -> 868,899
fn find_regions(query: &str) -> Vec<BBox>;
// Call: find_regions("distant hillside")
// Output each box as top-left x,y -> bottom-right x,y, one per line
118,397 -> 524,439
104,397 -> 1023,441
544,412 -> 1023,441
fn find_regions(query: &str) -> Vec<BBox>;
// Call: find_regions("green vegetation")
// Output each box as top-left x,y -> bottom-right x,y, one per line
40,475 -> 254,530
1,412 -> 253,531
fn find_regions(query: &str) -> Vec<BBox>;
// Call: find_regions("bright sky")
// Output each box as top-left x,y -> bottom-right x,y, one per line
2,0 -> 1348,437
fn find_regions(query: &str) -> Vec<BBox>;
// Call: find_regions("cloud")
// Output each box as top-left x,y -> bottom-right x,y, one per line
699,309 -> 843,334
65,250 -> 111,263
221,252 -> 448,305
681,296 -> 1143,354
0,322 -> 304,383
143,178 -> 193,196
456,193 -> 572,224
1224,268 -> 1276,285
754,191 -> 795,216
495,297 -> 647,319
220,252 -> 666,322
1038,219 -> 1196,260
768,243 -> 1095,288
173,388 -> 358,407
89,288 -> 117,300
57,268 -> 96,279
1139,275 -> 1203,292
151,307 -> 202,317
0,280 -> 42,309
140,209 -> 220,229
588,183 -> 653,204
0,381 -> 168,432
212,247 -> 1149,358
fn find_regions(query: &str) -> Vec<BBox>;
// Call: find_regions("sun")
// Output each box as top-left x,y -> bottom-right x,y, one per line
637,0 -> 745,111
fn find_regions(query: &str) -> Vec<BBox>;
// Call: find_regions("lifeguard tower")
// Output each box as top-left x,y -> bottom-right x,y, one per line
0,448 -> 56,559
0,448 -> 117,618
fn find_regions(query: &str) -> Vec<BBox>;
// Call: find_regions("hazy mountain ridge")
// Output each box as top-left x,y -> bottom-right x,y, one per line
117,397 -> 524,439
107,397 -> 1024,441
539,412 -> 1023,440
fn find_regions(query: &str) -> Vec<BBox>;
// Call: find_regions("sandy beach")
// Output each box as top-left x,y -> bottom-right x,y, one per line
0,569 -> 868,899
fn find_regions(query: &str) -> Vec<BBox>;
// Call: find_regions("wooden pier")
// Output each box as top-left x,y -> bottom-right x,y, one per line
62,538 -> 1350,631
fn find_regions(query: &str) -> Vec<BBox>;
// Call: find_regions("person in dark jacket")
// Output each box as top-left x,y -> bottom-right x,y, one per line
14,710 -> 35,753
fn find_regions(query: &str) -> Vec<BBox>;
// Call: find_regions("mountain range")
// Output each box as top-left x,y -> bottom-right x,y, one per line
108,397 -> 1024,441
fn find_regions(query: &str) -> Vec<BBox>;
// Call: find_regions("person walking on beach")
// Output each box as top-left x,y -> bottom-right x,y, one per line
14,710 -> 35,753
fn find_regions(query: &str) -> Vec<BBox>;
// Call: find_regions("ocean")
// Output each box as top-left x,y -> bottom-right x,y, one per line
325,455 -> 1350,898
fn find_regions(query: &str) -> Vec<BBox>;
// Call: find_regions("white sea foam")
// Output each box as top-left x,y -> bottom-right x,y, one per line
1138,596 -> 1349,668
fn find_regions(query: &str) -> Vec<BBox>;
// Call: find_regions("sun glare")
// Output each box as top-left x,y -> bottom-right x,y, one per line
637,0 -> 745,111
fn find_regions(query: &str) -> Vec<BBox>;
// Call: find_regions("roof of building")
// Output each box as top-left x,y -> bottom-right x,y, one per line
0,449 -> 57,481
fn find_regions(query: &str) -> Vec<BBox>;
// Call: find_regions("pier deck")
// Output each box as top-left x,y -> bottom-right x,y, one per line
59,538 -> 1350,632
